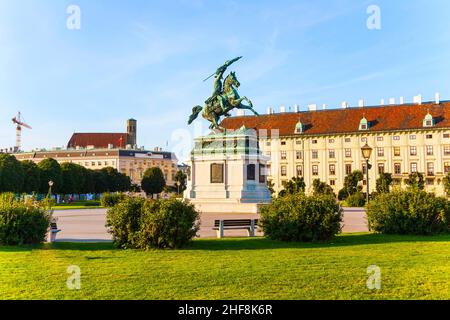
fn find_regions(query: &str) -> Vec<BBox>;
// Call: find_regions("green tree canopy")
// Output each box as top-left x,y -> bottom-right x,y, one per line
312,179 -> 335,196
279,177 -> 306,197
37,158 -> 62,194
174,170 -> 187,194
405,172 -> 425,190
340,170 -> 364,198
141,167 -> 166,197
21,160 -> 40,194
376,172 -> 393,194
61,163 -> 86,195
0,154 -> 24,193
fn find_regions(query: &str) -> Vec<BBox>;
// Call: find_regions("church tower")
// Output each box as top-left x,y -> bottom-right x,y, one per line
126,119 -> 137,147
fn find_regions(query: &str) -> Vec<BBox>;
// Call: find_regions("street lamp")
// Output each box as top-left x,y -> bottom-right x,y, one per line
48,180 -> 54,198
361,143 -> 373,203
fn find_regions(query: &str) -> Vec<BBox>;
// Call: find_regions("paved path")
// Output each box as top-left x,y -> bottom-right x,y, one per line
53,207 -> 368,242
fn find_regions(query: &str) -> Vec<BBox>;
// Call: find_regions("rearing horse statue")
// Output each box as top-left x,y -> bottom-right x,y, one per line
188,57 -> 259,131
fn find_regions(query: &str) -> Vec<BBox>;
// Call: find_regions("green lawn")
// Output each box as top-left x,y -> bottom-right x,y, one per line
53,201 -> 102,211
0,233 -> 449,300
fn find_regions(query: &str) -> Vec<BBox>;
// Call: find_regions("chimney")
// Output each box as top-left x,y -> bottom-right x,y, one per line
293,104 -> 300,113
399,96 -> 405,105
280,105 -> 286,113
435,92 -> 440,104
380,99 -> 385,105
413,94 -> 422,105
308,104 -> 317,111
341,101 -> 349,109
322,104 -> 327,110
266,107 -> 272,114
358,99 -> 364,108
389,98 -> 396,105
236,109 -> 245,116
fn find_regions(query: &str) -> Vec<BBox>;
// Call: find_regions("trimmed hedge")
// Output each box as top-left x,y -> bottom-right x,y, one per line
0,193 -> 51,245
260,194 -> 343,242
106,196 -> 200,249
366,190 -> 450,235
346,192 -> 366,207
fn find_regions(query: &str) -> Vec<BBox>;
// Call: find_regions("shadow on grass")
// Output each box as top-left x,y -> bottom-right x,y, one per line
1,233 -> 449,252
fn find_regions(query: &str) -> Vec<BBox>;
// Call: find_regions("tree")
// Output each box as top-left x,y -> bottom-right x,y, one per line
267,180 -> 275,196
21,160 -> 41,194
405,172 -> 425,190
279,177 -> 305,197
340,170 -> 364,199
174,170 -> 187,194
376,172 -> 393,194
37,158 -> 62,194
443,173 -> 450,196
0,154 -> 24,193
141,167 -> 166,197
61,163 -> 85,195
312,179 -> 335,196
99,167 -> 131,192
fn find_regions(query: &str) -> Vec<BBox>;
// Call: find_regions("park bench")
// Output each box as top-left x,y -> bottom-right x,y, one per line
213,219 -> 258,238
48,221 -> 61,243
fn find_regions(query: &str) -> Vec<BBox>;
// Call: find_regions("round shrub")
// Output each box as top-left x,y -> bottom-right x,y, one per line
366,190 -> 450,235
106,196 -> 144,248
346,192 -> 366,207
260,194 -> 343,242
0,193 -> 51,245
138,198 -> 200,249
101,192 -> 126,208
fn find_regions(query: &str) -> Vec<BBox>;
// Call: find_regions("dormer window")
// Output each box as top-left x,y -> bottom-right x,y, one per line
423,112 -> 434,127
294,121 -> 304,134
359,116 -> 369,131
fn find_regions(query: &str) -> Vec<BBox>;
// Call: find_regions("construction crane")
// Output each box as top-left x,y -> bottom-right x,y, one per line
11,112 -> 32,152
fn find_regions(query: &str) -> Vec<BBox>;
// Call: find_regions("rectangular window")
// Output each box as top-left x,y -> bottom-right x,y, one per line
426,145 -> 434,156
312,139 -> 318,144
259,165 -> 266,183
296,140 -> 302,145
281,166 -> 287,177
426,134 -> 433,139
330,180 -> 335,186
427,162 -> 434,176
281,141 -> 286,146
378,163 -> 385,174
361,137 -> 367,142
247,164 -> 255,181
345,164 -> 352,175
393,136 -> 400,141
444,133 -> 450,138
394,147 -> 401,157
345,148 -> 351,158
281,151 -> 287,160
445,162 -> 450,173
329,164 -> 336,175
296,165 -> 303,177
377,147 -> 384,157
410,135 -> 416,140
328,139 -> 335,144
444,146 -> 450,156
377,136 -> 384,141
312,150 -> 318,159
312,165 -> 319,176
345,138 -> 351,143
210,163 -> 224,183
362,163 -> 367,174
329,149 -> 335,158
266,141 -> 271,146
410,162 -> 417,173
296,151 -> 302,160
394,163 -> 401,175
410,146 -> 417,156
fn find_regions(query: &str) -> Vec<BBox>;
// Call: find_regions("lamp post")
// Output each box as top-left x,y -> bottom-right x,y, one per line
361,143 -> 373,203
48,180 -> 54,198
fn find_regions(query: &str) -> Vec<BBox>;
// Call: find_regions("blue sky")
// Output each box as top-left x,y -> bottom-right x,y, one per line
1,0 -> 449,159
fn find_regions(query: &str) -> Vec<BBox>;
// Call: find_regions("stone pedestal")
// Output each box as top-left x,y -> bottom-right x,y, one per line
184,127 -> 271,214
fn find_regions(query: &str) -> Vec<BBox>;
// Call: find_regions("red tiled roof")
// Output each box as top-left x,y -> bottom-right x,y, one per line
221,101 -> 450,136
67,133 -> 128,149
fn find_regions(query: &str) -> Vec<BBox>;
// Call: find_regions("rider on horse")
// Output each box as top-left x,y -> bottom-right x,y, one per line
204,56 -> 242,112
